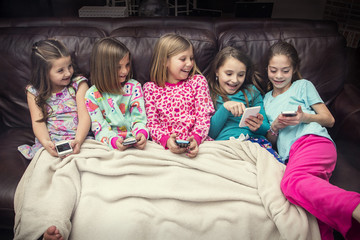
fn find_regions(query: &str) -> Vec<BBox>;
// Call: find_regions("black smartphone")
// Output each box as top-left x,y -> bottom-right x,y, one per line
175,140 -> 190,148
281,111 -> 297,117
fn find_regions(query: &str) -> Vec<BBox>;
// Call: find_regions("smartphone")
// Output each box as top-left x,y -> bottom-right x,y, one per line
239,106 -> 261,127
175,140 -> 190,148
55,140 -> 73,157
123,137 -> 137,146
281,111 -> 297,117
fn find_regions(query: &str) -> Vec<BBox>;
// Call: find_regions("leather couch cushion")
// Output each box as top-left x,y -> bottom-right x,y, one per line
217,27 -> 346,104
0,27 -> 105,129
110,26 -> 217,85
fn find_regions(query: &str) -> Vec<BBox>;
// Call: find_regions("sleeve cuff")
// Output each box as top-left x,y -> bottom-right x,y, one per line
136,129 -> 149,140
192,134 -> 202,146
111,137 -> 119,149
159,135 -> 170,149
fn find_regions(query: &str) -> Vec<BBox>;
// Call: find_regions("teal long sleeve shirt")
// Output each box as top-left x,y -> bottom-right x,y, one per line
209,85 -> 270,140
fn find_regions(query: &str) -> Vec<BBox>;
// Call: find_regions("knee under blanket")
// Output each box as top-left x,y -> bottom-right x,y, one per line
14,139 -> 320,240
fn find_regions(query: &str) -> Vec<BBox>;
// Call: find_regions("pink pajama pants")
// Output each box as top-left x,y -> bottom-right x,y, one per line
281,134 -> 360,240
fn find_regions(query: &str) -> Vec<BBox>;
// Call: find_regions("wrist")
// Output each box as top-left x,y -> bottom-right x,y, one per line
268,125 -> 279,136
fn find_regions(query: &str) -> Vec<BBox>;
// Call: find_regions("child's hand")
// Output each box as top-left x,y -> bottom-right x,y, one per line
245,113 -> 264,132
186,136 -> 199,158
278,105 -> 304,126
223,101 -> 245,117
44,140 -> 58,157
71,139 -> 82,154
115,137 -> 130,151
167,133 -> 187,154
135,133 -> 147,150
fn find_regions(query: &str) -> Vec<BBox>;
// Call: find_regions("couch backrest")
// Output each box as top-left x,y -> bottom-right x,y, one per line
0,17 -> 347,129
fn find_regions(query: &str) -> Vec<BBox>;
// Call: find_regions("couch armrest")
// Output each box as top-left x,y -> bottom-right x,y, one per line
328,84 -> 360,141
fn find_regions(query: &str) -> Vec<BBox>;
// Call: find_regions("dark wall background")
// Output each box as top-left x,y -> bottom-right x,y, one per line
0,0 -> 106,17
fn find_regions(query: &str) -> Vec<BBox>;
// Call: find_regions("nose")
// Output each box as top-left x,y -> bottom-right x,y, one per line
64,68 -> 71,77
119,67 -> 129,76
185,58 -> 193,67
275,70 -> 282,79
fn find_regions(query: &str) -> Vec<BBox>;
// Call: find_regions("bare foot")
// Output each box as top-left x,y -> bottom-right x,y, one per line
43,225 -> 64,240
352,203 -> 360,223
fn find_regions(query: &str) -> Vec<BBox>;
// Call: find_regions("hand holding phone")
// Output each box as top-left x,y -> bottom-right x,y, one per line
122,137 -> 137,146
239,106 -> 261,127
281,111 -> 297,117
55,140 -> 73,157
175,140 -> 190,148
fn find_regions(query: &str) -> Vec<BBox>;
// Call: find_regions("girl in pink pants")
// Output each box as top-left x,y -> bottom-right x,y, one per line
263,41 -> 360,240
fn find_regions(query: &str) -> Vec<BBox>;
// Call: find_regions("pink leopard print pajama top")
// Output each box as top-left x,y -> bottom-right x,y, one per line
143,74 -> 215,148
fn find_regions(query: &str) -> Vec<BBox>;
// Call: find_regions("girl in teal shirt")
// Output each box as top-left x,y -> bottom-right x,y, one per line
208,46 -> 281,162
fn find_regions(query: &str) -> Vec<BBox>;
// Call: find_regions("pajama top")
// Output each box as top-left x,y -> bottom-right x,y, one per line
85,79 -> 148,149
143,74 -> 215,148
263,79 -> 333,161
18,76 -> 88,159
209,85 -> 270,140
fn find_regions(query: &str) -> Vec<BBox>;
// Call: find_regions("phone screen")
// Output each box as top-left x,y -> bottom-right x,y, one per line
56,142 -> 71,152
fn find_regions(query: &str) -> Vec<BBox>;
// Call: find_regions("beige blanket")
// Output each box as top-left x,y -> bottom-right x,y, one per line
14,139 -> 320,240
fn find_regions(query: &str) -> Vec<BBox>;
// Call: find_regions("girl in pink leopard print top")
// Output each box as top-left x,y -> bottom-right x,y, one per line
143,34 -> 215,158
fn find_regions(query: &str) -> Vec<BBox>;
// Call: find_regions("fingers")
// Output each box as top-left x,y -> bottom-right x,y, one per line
297,105 -> 303,113
245,114 -> 263,131
135,134 -> 147,150
71,141 -> 80,154
186,137 -> 199,158
224,101 -> 245,117
116,138 -> 130,151
233,102 -> 245,117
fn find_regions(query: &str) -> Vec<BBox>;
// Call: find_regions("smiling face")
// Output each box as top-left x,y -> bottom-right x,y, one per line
166,47 -> 194,84
49,56 -> 74,93
267,54 -> 294,95
117,53 -> 130,83
216,56 -> 246,95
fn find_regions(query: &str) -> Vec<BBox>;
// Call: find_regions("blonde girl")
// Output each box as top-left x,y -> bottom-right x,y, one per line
143,33 -> 215,158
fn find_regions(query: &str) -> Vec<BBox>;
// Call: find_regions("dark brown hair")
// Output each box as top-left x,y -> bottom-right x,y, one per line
207,46 -> 258,108
265,41 -> 302,91
30,39 -> 72,122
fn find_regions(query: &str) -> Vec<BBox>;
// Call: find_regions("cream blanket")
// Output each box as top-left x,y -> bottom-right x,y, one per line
14,139 -> 320,240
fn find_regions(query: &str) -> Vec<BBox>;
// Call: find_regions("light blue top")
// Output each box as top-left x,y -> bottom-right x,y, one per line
85,79 -> 148,149
209,85 -> 270,140
263,79 -> 333,161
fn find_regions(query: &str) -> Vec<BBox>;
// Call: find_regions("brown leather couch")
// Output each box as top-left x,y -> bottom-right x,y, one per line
0,17 -> 359,239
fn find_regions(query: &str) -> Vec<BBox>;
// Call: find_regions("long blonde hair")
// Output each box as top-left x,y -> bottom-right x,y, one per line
150,33 -> 201,87
90,37 -> 132,94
